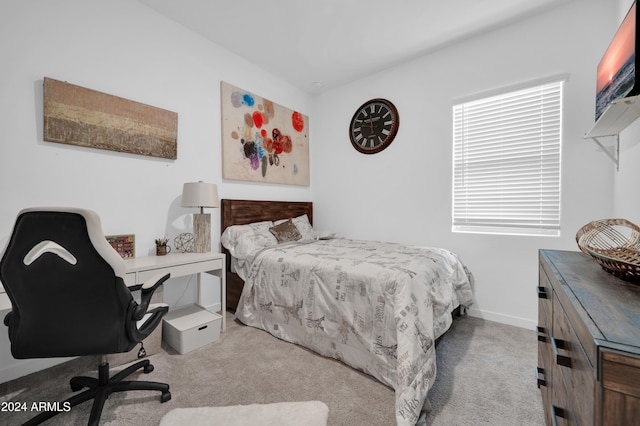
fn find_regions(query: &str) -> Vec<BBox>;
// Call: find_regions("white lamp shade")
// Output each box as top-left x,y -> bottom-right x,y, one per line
181,182 -> 219,208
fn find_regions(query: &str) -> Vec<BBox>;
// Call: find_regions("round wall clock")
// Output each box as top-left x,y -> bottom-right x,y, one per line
349,98 -> 399,154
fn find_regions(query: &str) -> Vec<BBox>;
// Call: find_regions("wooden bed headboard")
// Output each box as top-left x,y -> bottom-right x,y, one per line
220,199 -> 313,312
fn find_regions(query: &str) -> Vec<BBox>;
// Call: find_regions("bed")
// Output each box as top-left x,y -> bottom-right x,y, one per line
220,199 -> 473,426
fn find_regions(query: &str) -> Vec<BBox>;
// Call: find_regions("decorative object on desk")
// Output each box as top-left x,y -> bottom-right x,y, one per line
174,233 -> 194,253
155,236 -> 171,256
182,181 -> 219,253
576,218 -> 640,281
43,77 -> 178,159
221,81 -> 310,186
106,234 -> 135,258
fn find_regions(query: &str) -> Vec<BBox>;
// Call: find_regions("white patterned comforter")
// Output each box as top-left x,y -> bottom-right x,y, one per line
234,238 -> 473,425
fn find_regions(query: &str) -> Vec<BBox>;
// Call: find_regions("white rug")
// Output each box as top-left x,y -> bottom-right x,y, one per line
159,401 -> 329,426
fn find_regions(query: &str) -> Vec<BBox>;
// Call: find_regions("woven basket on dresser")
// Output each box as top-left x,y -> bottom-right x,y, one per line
576,218 -> 640,281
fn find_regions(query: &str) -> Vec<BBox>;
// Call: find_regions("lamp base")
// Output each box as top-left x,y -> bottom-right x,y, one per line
193,213 -> 211,253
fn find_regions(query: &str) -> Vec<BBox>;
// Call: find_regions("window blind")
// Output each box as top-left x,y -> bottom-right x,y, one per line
452,81 -> 563,236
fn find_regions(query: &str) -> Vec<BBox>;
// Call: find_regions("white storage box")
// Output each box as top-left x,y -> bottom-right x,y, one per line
162,304 -> 221,354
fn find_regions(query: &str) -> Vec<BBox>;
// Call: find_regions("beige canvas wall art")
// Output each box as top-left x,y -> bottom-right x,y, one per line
43,77 -> 178,159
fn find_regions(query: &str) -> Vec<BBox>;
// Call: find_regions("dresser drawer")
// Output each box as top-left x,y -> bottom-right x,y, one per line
551,377 -> 575,426
552,293 -> 594,426
537,264 -> 553,329
602,351 -> 640,397
537,343 -> 553,425
601,350 -> 640,424
537,301 -> 554,389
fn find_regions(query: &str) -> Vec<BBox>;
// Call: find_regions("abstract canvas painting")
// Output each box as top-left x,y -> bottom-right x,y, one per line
221,81 -> 310,186
43,77 -> 178,159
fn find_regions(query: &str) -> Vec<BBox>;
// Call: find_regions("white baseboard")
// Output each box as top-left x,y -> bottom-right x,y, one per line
0,357 -> 75,385
465,307 -> 537,331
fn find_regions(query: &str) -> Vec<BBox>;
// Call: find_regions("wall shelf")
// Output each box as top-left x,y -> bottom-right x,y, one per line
584,95 -> 640,171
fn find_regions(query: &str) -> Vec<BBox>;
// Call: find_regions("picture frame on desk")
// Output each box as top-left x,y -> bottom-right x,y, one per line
106,234 -> 135,258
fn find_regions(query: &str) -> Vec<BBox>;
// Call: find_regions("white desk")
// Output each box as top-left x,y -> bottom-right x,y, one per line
0,252 -> 226,331
125,252 -> 226,331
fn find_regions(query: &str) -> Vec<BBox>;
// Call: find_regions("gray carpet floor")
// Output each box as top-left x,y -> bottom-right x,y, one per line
0,313 -> 544,425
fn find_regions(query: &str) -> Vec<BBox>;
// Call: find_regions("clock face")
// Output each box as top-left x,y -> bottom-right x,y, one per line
349,98 -> 399,154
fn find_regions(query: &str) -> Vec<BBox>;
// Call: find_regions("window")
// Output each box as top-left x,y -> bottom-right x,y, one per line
452,80 -> 563,236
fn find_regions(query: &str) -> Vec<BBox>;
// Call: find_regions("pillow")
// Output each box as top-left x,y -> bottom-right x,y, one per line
274,214 -> 314,241
269,219 -> 302,243
220,221 -> 277,259
312,230 -> 336,240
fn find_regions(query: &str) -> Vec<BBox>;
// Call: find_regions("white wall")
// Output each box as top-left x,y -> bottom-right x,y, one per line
614,0 -> 640,220
0,0 -> 311,383
311,0 -> 618,328
615,116 -> 640,221
0,0 -> 625,384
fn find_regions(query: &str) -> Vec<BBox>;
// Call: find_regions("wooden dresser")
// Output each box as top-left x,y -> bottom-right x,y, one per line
538,250 -> 640,425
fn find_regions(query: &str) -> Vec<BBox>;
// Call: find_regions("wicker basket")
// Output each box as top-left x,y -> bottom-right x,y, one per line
576,219 -> 640,281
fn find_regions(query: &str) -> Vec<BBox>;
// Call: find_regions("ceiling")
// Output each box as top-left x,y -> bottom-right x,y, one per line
138,0 -> 571,95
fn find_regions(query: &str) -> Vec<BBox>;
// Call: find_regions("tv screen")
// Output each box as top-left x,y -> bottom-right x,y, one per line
596,1 -> 638,121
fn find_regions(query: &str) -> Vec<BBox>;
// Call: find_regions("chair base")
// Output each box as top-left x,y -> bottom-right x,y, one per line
24,359 -> 171,426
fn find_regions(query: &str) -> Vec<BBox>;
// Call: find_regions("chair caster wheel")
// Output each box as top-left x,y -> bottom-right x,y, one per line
144,364 -> 154,374
161,391 -> 172,403
70,383 -> 84,392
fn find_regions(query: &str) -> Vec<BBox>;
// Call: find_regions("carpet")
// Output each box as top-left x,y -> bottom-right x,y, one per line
0,313 -> 543,425
159,401 -> 329,426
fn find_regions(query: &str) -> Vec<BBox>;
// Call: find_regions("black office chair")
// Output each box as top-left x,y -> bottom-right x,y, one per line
0,208 -> 171,425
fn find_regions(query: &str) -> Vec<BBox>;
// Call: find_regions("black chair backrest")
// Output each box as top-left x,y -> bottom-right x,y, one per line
0,209 -> 134,358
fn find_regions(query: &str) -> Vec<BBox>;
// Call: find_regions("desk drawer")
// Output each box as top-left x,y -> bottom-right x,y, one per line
137,258 -> 223,283
124,272 -> 137,287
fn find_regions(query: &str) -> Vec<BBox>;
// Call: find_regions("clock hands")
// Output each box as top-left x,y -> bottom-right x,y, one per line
361,116 -> 380,134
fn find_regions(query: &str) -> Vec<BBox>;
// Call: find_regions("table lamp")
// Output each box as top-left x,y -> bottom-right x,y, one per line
181,181 -> 219,253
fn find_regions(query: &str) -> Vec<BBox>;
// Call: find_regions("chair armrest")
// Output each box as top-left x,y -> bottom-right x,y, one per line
145,302 -> 169,312
141,272 -> 170,293
136,303 -> 169,329
134,273 -> 170,321
130,303 -> 169,342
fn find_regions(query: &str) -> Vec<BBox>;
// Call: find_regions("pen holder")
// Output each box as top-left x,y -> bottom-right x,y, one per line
156,244 -> 171,256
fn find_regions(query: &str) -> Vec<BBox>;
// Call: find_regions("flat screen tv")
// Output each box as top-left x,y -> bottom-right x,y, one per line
596,1 -> 639,121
